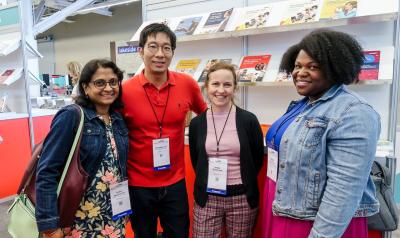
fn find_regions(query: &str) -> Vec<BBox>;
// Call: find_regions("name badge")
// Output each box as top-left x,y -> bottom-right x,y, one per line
207,157 -> 228,195
267,147 -> 278,182
110,180 -> 132,220
152,138 -> 171,171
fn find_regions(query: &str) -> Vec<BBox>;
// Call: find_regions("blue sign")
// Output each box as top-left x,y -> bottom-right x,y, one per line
0,6 -> 19,27
118,45 -> 140,54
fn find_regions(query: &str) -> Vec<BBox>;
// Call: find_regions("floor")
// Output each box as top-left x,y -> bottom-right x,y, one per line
1,199 -> 400,238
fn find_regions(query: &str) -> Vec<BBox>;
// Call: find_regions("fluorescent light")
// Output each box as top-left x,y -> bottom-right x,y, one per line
77,0 -> 139,13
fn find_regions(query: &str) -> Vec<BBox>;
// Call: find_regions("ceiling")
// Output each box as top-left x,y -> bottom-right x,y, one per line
33,0 -> 140,23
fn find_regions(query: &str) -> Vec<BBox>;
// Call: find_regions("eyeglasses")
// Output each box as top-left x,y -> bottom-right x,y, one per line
146,43 -> 173,55
90,79 -> 120,89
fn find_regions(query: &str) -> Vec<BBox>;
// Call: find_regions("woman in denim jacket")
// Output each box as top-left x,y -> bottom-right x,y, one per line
263,30 -> 380,238
36,59 -> 129,237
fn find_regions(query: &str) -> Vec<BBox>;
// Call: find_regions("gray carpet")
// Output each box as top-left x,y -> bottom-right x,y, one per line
0,199 -> 12,238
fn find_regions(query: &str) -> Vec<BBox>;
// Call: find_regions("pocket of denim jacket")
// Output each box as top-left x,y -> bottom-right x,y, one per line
306,172 -> 321,208
302,118 -> 327,147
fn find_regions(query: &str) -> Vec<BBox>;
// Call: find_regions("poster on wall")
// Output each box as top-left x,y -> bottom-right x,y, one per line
115,42 -> 142,79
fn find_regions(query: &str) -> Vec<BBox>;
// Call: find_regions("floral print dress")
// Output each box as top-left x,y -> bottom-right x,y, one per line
64,118 -> 128,238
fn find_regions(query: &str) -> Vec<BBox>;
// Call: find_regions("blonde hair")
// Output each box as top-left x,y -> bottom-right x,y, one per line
205,62 -> 238,90
67,61 -> 82,85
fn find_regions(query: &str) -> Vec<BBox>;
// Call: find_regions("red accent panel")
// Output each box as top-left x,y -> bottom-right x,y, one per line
0,118 -> 32,198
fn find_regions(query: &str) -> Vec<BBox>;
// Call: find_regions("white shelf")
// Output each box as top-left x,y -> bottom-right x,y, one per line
0,112 -> 28,121
129,13 -> 398,44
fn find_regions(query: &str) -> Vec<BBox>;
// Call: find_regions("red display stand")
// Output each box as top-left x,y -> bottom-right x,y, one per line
0,115 -> 383,238
0,118 -> 32,198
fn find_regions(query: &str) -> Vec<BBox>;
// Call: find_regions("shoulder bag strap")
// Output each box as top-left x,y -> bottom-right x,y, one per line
56,104 -> 84,196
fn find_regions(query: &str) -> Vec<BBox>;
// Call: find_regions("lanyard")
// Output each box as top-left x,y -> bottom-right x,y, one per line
211,104 -> 233,157
270,102 -> 308,149
100,115 -> 123,179
144,85 -> 170,138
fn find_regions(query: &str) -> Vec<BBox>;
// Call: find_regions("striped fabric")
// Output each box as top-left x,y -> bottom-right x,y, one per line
193,194 -> 258,238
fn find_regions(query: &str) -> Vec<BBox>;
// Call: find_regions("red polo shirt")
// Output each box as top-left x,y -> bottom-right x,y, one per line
121,70 -> 207,187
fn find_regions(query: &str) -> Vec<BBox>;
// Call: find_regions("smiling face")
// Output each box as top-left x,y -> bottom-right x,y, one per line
292,50 -> 333,102
83,67 -> 119,113
206,69 -> 236,112
140,32 -> 173,76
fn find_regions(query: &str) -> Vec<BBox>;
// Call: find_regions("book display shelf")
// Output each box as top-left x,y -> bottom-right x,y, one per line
131,0 -> 400,237
0,1 -> 43,199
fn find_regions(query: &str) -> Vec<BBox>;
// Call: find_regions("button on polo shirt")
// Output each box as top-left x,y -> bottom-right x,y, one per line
122,70 -> 207,187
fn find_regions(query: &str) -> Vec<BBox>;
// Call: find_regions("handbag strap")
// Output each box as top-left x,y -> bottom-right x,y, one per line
56,104 -> 84,195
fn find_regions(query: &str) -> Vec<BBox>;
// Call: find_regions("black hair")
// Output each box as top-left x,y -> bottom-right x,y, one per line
139,23 -> 177,51
76,59 -> 124,110
279,29 -> 364,85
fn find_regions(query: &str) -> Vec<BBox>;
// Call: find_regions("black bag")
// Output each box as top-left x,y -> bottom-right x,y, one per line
367,160 -> 399,231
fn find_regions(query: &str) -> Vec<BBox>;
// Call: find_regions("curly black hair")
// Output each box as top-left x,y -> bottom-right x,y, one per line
279,29 -> 364,85
76,59 -> 124,110
139,23 -> 177,51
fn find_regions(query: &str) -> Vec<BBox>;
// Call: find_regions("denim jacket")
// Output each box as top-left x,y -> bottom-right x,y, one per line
35,104 -> 129,232
272,84 -> 381,238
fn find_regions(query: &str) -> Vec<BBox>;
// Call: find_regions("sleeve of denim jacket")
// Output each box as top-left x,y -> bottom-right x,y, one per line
309,103 -> 381,238
35,106 -> 79,232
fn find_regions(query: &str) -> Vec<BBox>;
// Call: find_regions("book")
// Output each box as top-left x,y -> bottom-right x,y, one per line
175,59 -> 201,76
238,55 -> 272,82
174,16 -> 203,36
196,8 -> 233,34
320,0 -> 357,19
280,0 -> 320,25
198,59 -> 233,82
0,68 -> 23,85
233,5 -> 272,31
359,50 -> 380,80
130,19 -> 170,42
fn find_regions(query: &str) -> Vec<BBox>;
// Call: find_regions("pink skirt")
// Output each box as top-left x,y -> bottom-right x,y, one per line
261,177 -> 368,238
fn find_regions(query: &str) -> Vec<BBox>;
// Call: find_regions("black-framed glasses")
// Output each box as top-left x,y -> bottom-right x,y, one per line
90,79 -> 120,89
146,43 -> 173,55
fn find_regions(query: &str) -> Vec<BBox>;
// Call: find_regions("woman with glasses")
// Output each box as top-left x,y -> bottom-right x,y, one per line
36,59 -> 130,238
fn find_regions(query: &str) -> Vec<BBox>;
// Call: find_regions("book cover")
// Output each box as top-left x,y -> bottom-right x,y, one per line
198,59 -> 233,82
238,55 -> 272,82
0,69 -> 15,84
234,5 -> 272,31
130,19 -> 170,42
174,16 -> 203,36
280,0 -> 320,25
320,0 -> 357,19
197,8 -> 233,34
175,59 -> 201,76
359,50 -> 380,80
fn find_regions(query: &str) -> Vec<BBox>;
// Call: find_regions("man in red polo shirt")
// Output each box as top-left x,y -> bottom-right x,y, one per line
121,23 -> 207,238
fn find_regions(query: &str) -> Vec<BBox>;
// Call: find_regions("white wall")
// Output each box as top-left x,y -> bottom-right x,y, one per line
38,1 -> 142,75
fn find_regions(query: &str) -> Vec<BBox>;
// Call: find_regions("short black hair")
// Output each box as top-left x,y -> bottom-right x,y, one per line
76,59 -> 124,110
279,29 -> 364,85
139,23 -> 176,51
